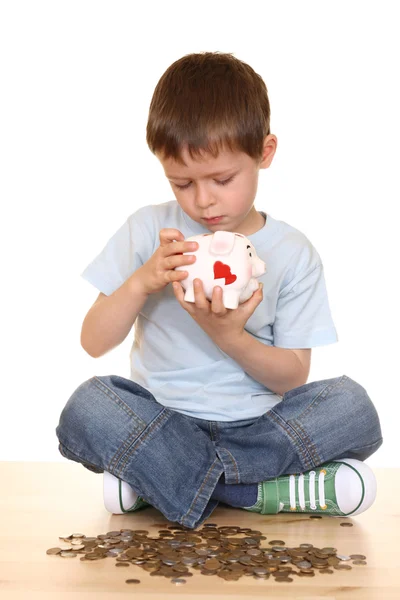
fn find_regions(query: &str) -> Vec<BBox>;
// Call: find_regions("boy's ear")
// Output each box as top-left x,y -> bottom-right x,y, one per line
259,134 -> 278,169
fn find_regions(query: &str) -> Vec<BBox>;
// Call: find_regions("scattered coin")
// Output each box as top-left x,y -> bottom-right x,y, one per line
319,568 -> 334,574
46,548 -> 62,555
47,522 -> 367,583
297,561 -> 312,569
171,578 -> 187,584
269,540 -> 285,545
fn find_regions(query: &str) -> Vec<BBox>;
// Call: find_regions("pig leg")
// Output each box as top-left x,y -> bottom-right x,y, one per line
183,283 -> 196,303
221,289 -> 241,310
249,277 -> 260,292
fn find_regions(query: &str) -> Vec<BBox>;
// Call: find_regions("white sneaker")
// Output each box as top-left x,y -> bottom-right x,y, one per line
103,471 -> 150,514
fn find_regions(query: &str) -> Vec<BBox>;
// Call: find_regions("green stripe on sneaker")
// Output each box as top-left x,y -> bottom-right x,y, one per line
333,460 -> 365,516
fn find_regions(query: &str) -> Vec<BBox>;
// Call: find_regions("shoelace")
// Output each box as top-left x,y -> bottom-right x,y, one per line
289,469 -> 327,510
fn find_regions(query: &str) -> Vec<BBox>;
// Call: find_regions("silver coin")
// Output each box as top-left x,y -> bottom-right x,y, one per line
297,560 -> 312,569
181,557 -> 198,565
50,524 -> 368,585
279,556 -> 292,563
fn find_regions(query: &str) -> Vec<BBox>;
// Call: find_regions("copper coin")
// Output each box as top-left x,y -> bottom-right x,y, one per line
48,523 -> 369,584
269,540 -> 285,545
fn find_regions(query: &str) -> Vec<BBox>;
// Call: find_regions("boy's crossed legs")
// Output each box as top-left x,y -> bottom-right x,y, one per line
56,374 -> 382,529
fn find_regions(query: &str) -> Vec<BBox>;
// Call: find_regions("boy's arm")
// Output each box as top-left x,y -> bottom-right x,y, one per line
80,269 -> 149,358
217,332 -> 311,397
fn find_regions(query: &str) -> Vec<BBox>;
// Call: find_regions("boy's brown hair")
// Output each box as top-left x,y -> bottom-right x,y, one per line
146,51 -> 271,166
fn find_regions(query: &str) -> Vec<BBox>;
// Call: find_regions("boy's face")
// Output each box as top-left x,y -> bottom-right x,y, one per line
156,135 -> 277,235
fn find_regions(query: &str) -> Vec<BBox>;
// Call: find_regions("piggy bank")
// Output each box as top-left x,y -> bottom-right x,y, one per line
175,230 -> 266,309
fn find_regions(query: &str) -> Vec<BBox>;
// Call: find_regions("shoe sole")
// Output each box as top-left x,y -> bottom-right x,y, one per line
103,470 -> 139,514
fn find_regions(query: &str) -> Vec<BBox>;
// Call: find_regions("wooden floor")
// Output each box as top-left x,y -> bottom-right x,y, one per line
0,462 -> 399,599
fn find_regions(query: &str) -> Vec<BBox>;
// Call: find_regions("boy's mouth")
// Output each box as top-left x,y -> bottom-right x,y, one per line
203,216 -> 224,223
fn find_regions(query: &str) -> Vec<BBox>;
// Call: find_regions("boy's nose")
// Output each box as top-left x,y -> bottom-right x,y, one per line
194,185 -> 216,207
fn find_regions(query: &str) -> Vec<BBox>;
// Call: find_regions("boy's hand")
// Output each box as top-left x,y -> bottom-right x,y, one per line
138,229 -> 198,295
172,278 -> 263,346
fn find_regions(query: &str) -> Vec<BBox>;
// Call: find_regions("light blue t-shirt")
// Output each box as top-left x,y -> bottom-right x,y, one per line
81,200 -> 338,421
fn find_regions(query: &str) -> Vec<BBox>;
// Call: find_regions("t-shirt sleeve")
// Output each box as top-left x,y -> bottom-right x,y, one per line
80,210 -> 150,296
273,245 -> 338,349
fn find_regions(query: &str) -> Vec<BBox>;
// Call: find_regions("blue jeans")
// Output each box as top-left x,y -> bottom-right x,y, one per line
55,374 -> 383,529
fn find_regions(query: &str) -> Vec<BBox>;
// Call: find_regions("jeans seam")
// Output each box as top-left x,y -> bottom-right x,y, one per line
287,375 -> 350,468
268,410 -> 316,470
111,408 -> 172,477
294,374 -> 348,421
210,422 -> 219,442
217,447 -> 240,483
92,376 -> 147,430
285,419 -> 323,467
270,375 -> 349,470
182,458 -> 222,524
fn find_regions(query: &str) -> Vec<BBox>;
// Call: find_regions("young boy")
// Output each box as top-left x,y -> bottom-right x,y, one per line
56,52 -> 383,530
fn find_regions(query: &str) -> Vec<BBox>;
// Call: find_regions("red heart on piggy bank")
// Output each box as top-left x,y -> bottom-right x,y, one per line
213,261 -> 237,285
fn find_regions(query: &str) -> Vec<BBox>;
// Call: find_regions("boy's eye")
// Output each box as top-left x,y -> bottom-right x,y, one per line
174,176 -> 234,190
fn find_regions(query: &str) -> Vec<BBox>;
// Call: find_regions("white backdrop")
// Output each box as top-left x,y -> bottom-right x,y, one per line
1,1 -> 398,466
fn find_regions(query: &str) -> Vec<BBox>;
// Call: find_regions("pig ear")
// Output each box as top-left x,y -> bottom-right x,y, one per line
209,231 -> 236,255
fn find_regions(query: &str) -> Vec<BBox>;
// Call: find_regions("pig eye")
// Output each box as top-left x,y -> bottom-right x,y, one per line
247,244 -> 252,257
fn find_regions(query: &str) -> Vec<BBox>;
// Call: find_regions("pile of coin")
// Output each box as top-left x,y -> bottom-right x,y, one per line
46,523 -> 367,585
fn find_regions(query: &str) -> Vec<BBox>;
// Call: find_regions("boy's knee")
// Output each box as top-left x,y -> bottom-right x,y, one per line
341,375 -> 383,447
57,378 -> 94,424
55,375 -> 161,457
